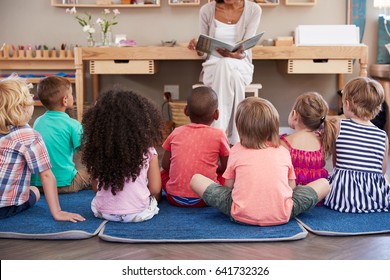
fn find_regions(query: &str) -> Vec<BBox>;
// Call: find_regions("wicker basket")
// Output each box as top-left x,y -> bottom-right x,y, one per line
169,101 -> 190,128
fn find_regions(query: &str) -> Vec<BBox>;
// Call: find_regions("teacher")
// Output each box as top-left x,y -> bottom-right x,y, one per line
188,0 -> 262,145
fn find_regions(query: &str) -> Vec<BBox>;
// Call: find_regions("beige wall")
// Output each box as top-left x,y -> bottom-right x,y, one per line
0,0 -> 381,125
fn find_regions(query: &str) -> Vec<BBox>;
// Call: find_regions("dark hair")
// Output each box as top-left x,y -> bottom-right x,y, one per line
81,89 -> 163,195
186,86 -> 218,124
215,0 -> 225,3
37,76 -> 71,110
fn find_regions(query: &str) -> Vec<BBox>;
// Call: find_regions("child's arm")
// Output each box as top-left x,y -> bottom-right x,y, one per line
288,179 -> 296,190
382,137 -> 389,176
224,178 -> 234,188
40,169 -> 85,222
92,178 -> 98,193
217,155 -> 229,174
147,154 -> 162,202
161,150 -> 171,172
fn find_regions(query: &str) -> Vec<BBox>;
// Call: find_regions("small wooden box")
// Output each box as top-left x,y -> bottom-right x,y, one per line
90,60 -> 158,74
287,59 -> 353,74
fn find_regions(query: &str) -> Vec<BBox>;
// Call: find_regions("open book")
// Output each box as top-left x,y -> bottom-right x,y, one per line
196,31 -> 265,54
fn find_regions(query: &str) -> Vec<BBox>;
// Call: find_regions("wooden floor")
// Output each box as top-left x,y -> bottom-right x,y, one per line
1,232 -> 390,260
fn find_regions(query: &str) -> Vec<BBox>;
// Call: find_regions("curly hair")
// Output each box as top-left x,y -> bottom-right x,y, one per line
81,89 -> 163,195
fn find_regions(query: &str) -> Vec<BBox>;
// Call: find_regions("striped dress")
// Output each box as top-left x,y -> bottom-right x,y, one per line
324,119 -> 390,213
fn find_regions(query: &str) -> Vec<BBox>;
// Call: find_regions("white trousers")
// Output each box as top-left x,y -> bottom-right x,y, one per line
202,57 -> 254,145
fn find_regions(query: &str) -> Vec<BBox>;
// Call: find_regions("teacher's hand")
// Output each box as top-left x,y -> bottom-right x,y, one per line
188,38 -> 204,57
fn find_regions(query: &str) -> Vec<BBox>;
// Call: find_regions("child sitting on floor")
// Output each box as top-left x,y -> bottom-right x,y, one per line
161,86 -> 230,207
0,74 -> 85,222
190,97 -> 330,226
325,77 -> 390,213
280,92 -> 337,205
81,88 -> 163,223
31,76 -> 91,193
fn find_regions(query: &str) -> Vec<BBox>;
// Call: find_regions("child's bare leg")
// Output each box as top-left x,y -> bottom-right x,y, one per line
304,178 -> 330,201
190,174 -> 215,198
30,186 -> 41,202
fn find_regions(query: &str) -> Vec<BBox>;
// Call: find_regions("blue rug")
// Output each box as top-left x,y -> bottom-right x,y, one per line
296,206 -> 390,236
99,199 -> 307,243
0,190 -> 106,240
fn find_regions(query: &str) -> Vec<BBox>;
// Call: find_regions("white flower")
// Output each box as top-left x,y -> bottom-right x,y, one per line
113,9 -> 120,16
104,9 -> 110,15
83,25 -> 91,32
96,18 -> 104,25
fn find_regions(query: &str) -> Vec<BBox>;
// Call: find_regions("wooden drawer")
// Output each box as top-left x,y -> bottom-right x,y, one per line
89,60 -> 158,74
287,59 -> 353,74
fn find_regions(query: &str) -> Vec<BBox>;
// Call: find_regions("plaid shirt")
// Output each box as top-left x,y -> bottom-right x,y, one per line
0,125 -> 51,207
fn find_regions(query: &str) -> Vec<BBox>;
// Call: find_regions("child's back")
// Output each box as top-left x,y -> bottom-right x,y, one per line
82,89 -> 163,223
30,76 -> 89,193
280,92 -> 336,186
325,77 -> 390,213
325,119 -> 390,212
161,86 -> 230,207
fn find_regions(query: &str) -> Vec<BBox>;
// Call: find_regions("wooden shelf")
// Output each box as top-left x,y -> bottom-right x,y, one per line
285,0 -> 316,6
50,0 -> 160,8
169,0 -> 200,6
208,0 -> 279,7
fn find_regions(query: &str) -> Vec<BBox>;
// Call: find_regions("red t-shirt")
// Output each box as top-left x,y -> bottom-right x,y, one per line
162,123 -> 230,197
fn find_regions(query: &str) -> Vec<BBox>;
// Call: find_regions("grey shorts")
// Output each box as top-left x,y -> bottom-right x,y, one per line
290,185 -> 319,218
203,183 -> 318,221
203,183 -> 233,217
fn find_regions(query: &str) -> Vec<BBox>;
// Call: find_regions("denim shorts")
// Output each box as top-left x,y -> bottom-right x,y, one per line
0,189 -> 38,219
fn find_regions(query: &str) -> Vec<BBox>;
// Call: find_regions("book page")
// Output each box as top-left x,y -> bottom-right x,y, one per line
196,32 -> 265,54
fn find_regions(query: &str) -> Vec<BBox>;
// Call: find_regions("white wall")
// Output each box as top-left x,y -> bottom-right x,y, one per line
0,0 -> 382,125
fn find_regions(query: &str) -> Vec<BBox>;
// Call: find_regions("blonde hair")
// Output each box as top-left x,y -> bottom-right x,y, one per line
0,74 -> 34,134
292,92 -> 337,159
342,76 -> 384,120
236,97 -> 280,149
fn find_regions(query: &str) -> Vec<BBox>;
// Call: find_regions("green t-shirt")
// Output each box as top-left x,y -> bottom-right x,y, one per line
31,111 -> 82,187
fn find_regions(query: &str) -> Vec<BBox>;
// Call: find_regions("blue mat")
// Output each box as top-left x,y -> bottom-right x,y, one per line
296,206 -> 390,236
0,190 -> 106,240
99,199 -> 308,243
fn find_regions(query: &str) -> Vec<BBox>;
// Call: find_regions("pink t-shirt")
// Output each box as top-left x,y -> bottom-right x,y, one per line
163,123 -> 230,197
223,143 -> 296,226
93,148 -> 157,215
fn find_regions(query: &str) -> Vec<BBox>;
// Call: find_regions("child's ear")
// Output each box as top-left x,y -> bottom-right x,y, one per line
214,109 -> 219,120
62,95 -> 68,107
184,105 -> 189,117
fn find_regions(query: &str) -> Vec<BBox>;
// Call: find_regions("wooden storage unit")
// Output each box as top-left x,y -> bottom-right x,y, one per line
89,59 -> 158,74
287,59 -> 353,74
285,0 -> 316,6
208,0 -> 279,6
169,0 -> 200,6
50,0 -> 160,8
0,45 -> 75,107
